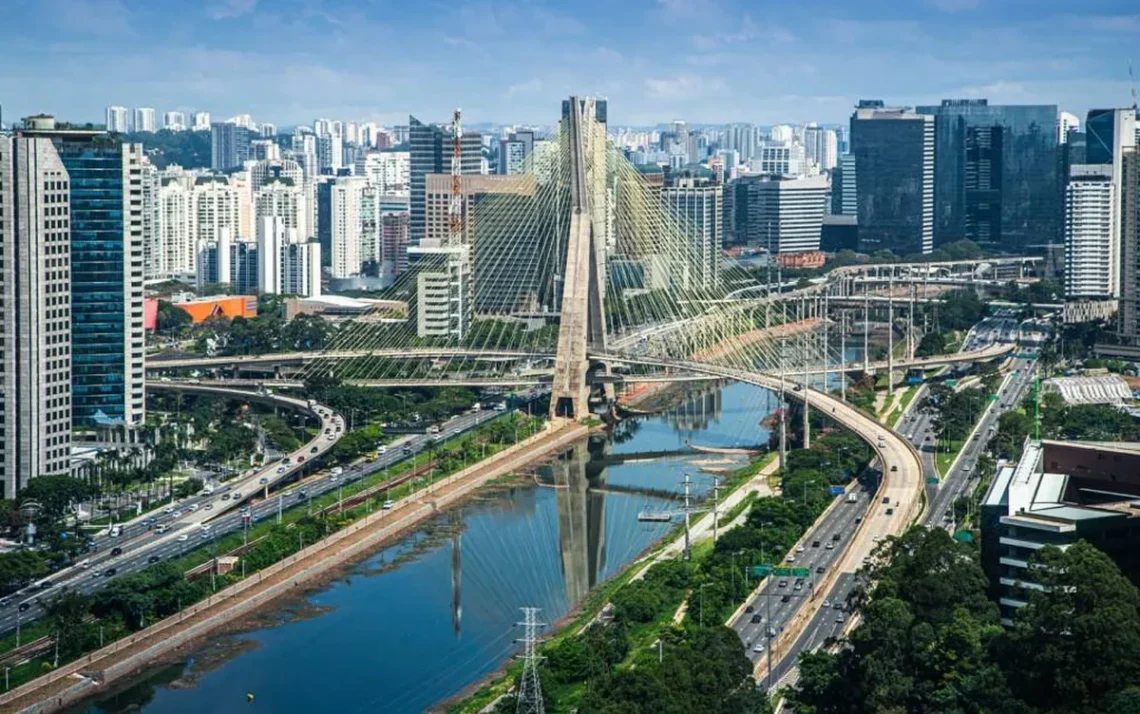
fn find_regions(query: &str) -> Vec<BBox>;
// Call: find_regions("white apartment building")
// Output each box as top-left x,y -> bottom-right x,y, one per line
1064,165 -> 1115,299
355,151 -> 410,194
329,177 -> 367,278
803,125 -> 838,171
133,107 -> 156,133
409,243 -> 471,339
255,180 -> 305,236
750,143 -> 807,177
250,139 -> 280,162
1058,111 -> 1080,144
159,181 -> 194,277
192,112 -> 211,131
282,242 -> 321,297
163,111 -> 187,131
0,136 -> 73,495
105,105 -> 129,133
193,180 -> 241,272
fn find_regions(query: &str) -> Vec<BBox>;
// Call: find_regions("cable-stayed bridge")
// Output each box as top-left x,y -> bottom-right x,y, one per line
145,96 -> 1019,406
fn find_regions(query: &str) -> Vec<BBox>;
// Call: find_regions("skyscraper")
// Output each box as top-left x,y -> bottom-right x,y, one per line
661,177 -> 722,290
0,133 -> 73,495
728,174 -> 829,254
409,115 -> 483,243
831,154 -> 857,216
850,101 -> 934,256
1058,111 -> 1080,144
133,107 -> 156,133
1086,108 -> 1135,165
1064,165 -> 1115,300
191,112 -> 211,132
211,122 -> 252,170
105,106 -> 129,133
803,124 -> 838,171
916,99 -> 1059,251
20,117 -> 146,434
159,180 -> 194,278
163,111 -> 187,131
193,178 -> 241,274
323,176 -> 367,278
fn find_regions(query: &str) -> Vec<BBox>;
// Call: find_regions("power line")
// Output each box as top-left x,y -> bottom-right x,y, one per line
515,606 -> 546,714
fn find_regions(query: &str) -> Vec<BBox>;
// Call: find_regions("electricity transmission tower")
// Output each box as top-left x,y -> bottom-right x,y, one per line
516,607 -> 546,714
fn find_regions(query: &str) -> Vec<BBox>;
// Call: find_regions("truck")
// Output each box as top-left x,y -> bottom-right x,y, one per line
846,492 -> 858,504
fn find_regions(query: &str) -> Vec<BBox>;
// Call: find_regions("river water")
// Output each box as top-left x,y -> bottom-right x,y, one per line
70,382 -> 778,714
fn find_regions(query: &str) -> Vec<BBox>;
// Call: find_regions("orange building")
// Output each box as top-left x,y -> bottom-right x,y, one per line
775,251 -> 827,269
173,296 -> 258,323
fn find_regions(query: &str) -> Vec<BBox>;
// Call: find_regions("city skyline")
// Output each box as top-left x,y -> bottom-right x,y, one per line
1,0 -> 1138,127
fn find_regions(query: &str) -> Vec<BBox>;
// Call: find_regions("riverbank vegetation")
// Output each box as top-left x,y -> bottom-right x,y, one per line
790,528 -> 1140,714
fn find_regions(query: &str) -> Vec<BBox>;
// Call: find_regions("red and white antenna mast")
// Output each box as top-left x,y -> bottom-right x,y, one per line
449,108 -> 463,246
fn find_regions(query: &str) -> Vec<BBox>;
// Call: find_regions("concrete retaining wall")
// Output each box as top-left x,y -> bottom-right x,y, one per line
4,422 -> 586,714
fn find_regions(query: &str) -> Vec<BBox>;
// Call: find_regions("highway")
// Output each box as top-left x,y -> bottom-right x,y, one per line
758,316 -> 1044,689
0,391 -> 527,640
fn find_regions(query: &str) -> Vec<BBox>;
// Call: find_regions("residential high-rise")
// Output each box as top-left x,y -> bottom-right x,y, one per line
749,143 -> 807,177
382,212 -> 410,275
1058,111 -> 1080,144
256,217 -> 292,295
355,151 -> 410,194
1118,149 -> 1140,342
193,178 -> 241,273
251,158 -> 304,193
0,134 -> 73,495
281,242 -> 321,297
916,99 -> 1059,250
249,139 -> 280,162
1086,108 -> 1136,165
133,107 -> 156,133
1064,165 -> 1116,300
803,124 -> 838,171
850,101 -> 934,256
191,112 -> 211,132
724,124 -> 757,162
316,135 -> 343,174
159,180 -> 194,277
140,160 -> 161,280
407,243 -> 471,338
661,177 -> 722,290
20,117 -> 146,434
254,179 -> 305,237
163,111 -> 187,131
321,176 -> 366,278
728,174 -> 829,254
211,122 -> 252,170
498,130 -> 535,175
260,123 -> 276,138
409,115 -> 483,243
105,106 -> 129,133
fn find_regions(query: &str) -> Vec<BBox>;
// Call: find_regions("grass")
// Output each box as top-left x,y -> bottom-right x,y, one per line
934,439 -> 966,477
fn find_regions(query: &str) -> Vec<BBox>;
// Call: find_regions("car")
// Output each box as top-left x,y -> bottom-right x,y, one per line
276,466 -> 286,474
822,600 -> 831,608
284,490 -> 295,498
148,555 -> 161,564
297,456 -> 305,463
299,489 -> 308,498
785,554 -> 796,563
781,594 -> 791,603
203,503 -> 214,511
816,565 -> 826,574
854,516 -> 863,524
778,579 -> 788,588
172,510 -> 182,518
886,508 -> 894,515
177,534 -> 189,542
18,602 -> 30,612
188,504 -> 199,512
833,601 -> 844,610
200,530 -> 210,539
259,477 -> 268,484
233,492 -> 241,499
326,435 -> 334,442
382,500 -> 394,510
378,446 -> 388,454
752,644 -> 765,653
402,446 -> 412,454
311,446 -> 319,454
329,474 -> 338,483
110,547 -> 123,557
825,542 -> 835,550
767,626 -> 776,637
155,524 -> 168,534
103,568 -> 117,577
163,506 -> 174,514
794,582 -> 803,591
811,540 -> 821,548
836,614 -> 845,624
832,532 -> 841,541
796,545 -> 805,553
881,496 -> 890,504
750,614 -> 762,623
745,605 -> 754,613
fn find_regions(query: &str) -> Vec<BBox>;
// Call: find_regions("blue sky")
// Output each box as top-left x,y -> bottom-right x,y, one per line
1,0 -> 1138,128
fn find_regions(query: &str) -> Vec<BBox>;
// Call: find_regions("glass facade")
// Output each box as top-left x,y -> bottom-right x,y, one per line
850,108 -> 934,256
1085,109 -> 1117,165
916,100 -> 1059,251
52,138 -> 130,428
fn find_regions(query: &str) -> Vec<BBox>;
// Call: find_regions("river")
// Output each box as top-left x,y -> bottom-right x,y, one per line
69,382 -> 780,714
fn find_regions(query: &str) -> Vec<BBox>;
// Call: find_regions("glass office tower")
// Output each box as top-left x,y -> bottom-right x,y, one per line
916,99 -> 1059,251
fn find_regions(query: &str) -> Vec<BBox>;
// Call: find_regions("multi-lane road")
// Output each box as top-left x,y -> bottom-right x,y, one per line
0,390 -> 519,640
753,316 -> 1044,689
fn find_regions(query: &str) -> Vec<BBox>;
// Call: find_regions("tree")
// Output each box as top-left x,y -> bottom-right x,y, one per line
992,410 -> 1031,460
1003,541 -> 1140,713
915,331 -> 948,358
155,300 -> 192,335
19,475 -> 93,522
44,591 -> 95,661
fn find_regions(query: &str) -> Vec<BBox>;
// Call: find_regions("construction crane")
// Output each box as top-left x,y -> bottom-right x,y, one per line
449,108 -> 463,247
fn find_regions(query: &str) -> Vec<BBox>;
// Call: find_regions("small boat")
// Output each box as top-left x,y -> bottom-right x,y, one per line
637,511 -> 673,523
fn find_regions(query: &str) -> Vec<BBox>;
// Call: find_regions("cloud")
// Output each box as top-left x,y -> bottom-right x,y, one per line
656,0 -> 720,22
644,75 -> 726,100
206,0 -> 259,20
42,0 -> 134,37
692,17 -> 797,50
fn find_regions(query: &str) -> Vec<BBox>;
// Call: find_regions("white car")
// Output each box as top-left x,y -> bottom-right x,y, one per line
378,446 -> 388,454
171,511 -> 182,519
277,466 -> 287,473
163,506 -> 174,514
177,534 -> 189,542
188,504 -> 199,512
382,500 -> 394,510
785,554 -> 796,563
796,545 -> 805,553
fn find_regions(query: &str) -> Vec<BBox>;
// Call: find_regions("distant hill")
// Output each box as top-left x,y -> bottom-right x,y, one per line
123,129 -> 211,169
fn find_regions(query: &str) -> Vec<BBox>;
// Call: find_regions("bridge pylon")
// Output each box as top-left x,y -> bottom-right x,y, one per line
550,96 -> 609,420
